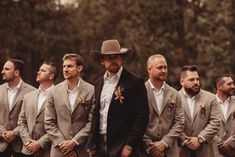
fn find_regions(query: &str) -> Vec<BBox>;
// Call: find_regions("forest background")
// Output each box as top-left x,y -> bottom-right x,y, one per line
0,0 -> 234,92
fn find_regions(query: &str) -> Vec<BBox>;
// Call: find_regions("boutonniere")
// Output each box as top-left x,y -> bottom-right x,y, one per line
114,86 -> 124,104
200,104 -> 206,118
167,97 -> 175,111
79,97 -> 88,109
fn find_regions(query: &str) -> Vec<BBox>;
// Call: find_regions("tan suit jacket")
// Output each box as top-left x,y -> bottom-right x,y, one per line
179,89 -> 221,157
143,82 -> 184,157
18,89 -> 51,157
216,96 -> 235,157
45,79 -> 95,157
0,81 -> 35,152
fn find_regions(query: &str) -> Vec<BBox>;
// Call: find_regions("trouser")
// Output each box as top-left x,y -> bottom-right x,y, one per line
0,145 -> 25,157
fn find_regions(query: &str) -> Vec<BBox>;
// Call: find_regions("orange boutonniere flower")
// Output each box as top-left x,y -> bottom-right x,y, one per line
167,97 -> 175,111
200,104 -> 206,118
79,97 -> 88,109
114,86 -> 124,104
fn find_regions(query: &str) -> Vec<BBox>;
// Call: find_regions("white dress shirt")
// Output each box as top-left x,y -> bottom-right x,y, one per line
67,79 -> 81,111
7,79 -> 22,110
37,85 -> 54,113
149,80 -> 165,114
216,95 -> 230,120
183,89 -> 196,119
99,66 -> 123,134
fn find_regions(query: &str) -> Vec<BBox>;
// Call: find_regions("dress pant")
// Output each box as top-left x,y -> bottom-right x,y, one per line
0,145 -> 25,157
94,134 -> 108,157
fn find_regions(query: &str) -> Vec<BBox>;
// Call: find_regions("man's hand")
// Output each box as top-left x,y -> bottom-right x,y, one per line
185,137 -> 201,151
59,140 -> 77,155
2,131 -> 16,143
26,139 -> 41,154
65,150 -> 78,157
120,145 -> 132,157
149,141 -> 166,157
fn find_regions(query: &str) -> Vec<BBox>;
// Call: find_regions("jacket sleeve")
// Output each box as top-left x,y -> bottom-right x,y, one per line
44,92 -> 66,147
161,93 -> 185,148
17,96 -> 32,145
125,78 -> 149,149
198,99 -> 221,142
73,90 -> 95,146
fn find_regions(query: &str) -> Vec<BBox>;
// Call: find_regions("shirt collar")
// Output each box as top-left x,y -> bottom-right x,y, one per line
7,79 -> 22,90
103,66 -> 123,81
216,95 -> 230,104
148,80 -> 165,93
67,78 -> 81,93
39,84 -> 54,93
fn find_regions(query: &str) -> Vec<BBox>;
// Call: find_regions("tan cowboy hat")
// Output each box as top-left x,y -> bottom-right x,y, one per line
91,39 -> 132,61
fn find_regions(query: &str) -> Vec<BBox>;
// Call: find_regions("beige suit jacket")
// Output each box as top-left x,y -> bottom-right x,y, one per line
216,96 -> 235,157
45,79 -> 95,157
18,89 -> 51,157
143,82 -> 184,157
0,81 -> 35,152
179,89 -> 220,157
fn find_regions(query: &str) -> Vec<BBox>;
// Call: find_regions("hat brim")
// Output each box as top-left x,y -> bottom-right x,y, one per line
91,49 -> 133,62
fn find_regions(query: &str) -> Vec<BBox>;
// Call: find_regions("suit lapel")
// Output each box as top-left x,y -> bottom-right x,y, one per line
10,82 -> 25,111
73,79 -> 85,113
95,77 -> 104,111
161,84 -> 171,114
227,98 -> 235,121
32,90 -> 40,117
61,81 -> 72,113
193,91 -> 203,123
180,89 -> 192,123
2,83 -> 10,112
145,81 -> 160,115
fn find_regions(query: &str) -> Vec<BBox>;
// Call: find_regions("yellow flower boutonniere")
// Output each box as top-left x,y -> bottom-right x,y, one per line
200,104 -> 206,118
114,86 -> 124,104
167,97 -> 175,111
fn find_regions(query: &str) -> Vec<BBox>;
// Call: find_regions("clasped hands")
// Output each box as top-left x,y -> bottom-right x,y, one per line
2,131 -> 16,143
218,140 -> 235,157
149,141 -> 166,157
59,140 -> 77,157
184,137 -> 201,151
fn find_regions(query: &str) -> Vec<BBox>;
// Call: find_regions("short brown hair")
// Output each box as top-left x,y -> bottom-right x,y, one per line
180,65 -> 198,79
62,53 -> 83,66
7,58 -> 24,76
43,60 -> 58,81
214,74 -> 231,90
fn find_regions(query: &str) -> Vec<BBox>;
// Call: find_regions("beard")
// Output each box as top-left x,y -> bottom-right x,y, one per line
2,75 -> 14,82
223,88 -> 235,97
107,64 -> 120,74
184,85 -> 200,97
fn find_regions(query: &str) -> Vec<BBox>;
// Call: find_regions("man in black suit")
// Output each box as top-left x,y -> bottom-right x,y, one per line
87,39 -> 149,157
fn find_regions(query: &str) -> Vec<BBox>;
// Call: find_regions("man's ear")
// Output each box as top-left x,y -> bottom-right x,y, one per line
14,70 -> 20,77
49,73 -> 55,81
78,65 -> 83,72
180,79 -> 184,86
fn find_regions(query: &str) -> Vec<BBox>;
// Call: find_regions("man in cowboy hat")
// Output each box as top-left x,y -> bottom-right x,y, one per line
87,39 -> 149,157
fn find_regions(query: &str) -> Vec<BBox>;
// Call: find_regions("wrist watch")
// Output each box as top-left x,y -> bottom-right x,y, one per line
198,137 -> 204,144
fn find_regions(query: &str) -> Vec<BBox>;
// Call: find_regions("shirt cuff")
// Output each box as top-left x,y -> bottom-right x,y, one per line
161,141 -> 168,148
72,139 -> 80,146
198,136 -> 206,142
